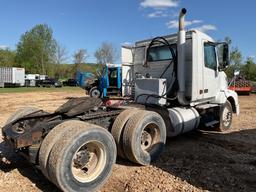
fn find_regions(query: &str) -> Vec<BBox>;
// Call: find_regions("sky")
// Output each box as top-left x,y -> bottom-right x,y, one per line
0,0 -> 255,63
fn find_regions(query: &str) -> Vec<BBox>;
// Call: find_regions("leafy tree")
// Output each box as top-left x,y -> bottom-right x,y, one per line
242,57 -> 256,81
53,42 -> 69,78
224,37 -> 243,78
94,42 -> 118,65
56,63 -> 98,79
54,42 -> 69,65
73,49 -> 88,75
16,24 -> 57,76
230,47 -> 242,67
0,48 -> 16,67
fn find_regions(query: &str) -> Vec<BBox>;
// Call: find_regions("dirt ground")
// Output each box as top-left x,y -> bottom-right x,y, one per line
0,90 -> 255,192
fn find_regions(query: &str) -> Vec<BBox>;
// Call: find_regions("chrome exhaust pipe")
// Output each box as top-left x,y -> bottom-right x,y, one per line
177,8 -> 190,105
179,8 -> 187,31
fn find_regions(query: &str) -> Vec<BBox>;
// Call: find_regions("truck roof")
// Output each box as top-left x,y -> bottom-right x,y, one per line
135,30 -> 214,47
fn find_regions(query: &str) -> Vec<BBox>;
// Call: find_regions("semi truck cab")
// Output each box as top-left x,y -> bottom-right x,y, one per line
122,30 -> 239,115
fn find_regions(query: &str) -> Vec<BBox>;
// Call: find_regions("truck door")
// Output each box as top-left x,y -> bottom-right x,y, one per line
121,46 -> 134,97
203,42 -> 219,99
108,67 -> 121,88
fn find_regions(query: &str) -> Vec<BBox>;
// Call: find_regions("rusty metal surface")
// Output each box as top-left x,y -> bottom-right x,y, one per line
55,97 -> 103,117
2,107 -> 121,150
2,113 -> 63,149
1,97 -> 124,165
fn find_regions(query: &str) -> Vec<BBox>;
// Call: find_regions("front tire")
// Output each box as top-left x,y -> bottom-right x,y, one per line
216,101 -> 233,132
89,87 -> 101,98
47,121 -> 116,192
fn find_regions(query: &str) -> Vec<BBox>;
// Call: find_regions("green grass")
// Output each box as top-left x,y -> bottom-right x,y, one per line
0,86 -> 84,93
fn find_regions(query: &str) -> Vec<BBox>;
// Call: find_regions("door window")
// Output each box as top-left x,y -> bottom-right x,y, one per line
204,43 -> 217,70
109,68 -> 117,86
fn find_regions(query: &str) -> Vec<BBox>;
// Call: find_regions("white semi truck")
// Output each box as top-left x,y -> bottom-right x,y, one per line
2,8 -> 238,192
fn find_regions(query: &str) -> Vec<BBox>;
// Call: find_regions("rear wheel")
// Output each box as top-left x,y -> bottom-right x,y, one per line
216,101 -> 233,132
89,87 -> 101,98
122,110 -> 166,165
39,120 -> 86,180
5,107 -> 40,125
47,121 -> 116,192
111,108 -> 140,159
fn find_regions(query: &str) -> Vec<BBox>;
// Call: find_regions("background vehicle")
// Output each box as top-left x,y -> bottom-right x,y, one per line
36,78 -> 62,87
0,67 -> 25,88
2,8 -> 239,192
76,71 -> 94,88
62,78 -> 78,86
25,74 -> 47,87
86,63 -> 122,98
228,75 -> 252,95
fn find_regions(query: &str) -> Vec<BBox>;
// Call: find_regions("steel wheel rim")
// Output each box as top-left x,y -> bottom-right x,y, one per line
71,140 -> 106,183
140,123 -> 160,151
222,107 -> 232,127
92,89 -> 100,98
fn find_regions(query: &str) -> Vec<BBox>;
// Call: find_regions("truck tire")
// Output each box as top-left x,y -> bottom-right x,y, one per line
39,120 -> 85,180
47,121 -> 116,192
89,87 -> 101,98
111,108 -> 140,159
5,107 -> 40,125
216,101 -> 233,132
122,110 -> 166,165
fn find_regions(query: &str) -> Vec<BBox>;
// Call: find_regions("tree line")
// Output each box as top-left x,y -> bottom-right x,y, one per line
0,24 -> 255,81
224,37 -> 256,81
0,24 -> 118,79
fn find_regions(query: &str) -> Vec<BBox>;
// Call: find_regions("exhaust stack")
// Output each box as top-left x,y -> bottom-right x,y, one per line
177,8 -> 190,105
179,8 -> 187,31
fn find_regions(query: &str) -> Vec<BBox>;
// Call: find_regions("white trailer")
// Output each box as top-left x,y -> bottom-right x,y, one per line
0,67 -> 25,87
25,74 -> 47,87
25,74 -> 40,80
39,75 -> 46,80
25,74 -> 40,87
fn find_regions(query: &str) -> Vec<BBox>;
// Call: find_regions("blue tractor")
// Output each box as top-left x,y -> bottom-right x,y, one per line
85,64 -> 122,98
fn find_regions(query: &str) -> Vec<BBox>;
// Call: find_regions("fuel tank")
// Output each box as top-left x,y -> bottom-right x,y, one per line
168,107 -> 200,137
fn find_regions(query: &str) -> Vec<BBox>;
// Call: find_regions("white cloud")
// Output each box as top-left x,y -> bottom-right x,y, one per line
148,11 -> 168,18
193,25 -> 217,33
166,20 -> 203,29
122,42 -> 134,46
141,0 -> 178,9
0,45 -> 8,49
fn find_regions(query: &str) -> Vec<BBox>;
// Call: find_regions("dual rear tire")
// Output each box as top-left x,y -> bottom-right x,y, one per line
111,109 -> 166,165
39,120 -> 116,192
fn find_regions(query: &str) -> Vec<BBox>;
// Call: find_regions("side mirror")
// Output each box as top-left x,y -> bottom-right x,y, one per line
217,42 -> 230,71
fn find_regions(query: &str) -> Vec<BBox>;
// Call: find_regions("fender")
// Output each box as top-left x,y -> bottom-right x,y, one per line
215,90 -> 240,115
